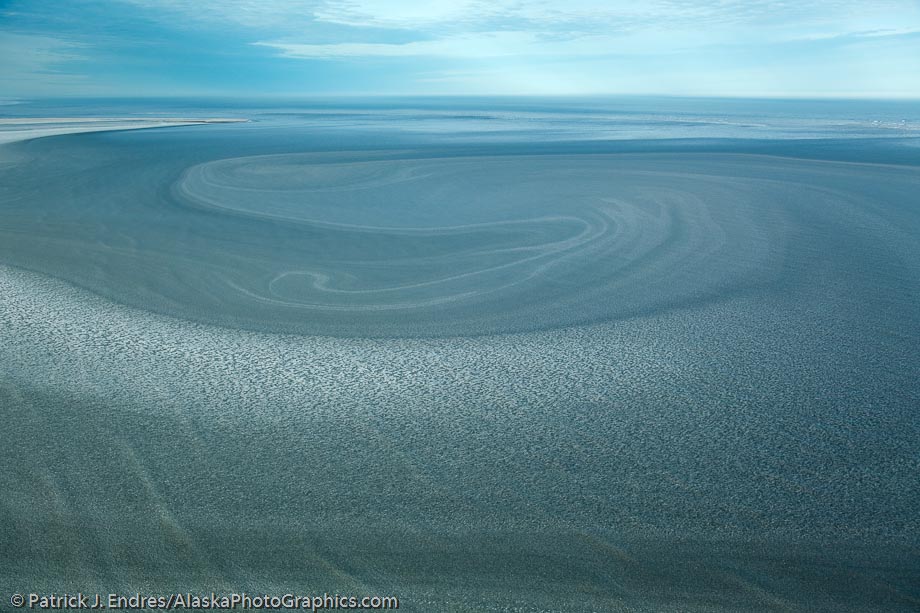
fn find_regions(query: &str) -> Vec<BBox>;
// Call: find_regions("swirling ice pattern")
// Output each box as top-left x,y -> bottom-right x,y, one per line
4,143 -> 916,337
170,153 -> 796,335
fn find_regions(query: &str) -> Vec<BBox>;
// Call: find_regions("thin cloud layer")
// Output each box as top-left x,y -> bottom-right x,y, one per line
1,0 -> 919,96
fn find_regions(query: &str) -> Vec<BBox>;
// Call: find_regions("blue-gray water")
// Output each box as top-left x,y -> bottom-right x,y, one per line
1,98 -> 919,611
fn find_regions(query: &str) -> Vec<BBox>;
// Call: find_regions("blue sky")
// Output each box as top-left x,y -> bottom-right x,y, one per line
2,0 -> 919,98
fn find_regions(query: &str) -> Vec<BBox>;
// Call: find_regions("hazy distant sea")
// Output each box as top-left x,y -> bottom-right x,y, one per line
1,97 -> 919,611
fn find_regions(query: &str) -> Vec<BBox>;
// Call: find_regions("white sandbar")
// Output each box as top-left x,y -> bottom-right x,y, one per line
0,117 -> 246,145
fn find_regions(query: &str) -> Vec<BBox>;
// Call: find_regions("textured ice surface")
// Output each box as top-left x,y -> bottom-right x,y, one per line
1,107 -> 920,611
3,260 -> 919,611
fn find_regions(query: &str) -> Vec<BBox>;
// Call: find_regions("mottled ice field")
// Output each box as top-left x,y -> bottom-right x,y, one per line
1,101 -> 919,611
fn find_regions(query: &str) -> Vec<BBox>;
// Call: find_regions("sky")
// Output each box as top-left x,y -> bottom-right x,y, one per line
1,0 -> 920,98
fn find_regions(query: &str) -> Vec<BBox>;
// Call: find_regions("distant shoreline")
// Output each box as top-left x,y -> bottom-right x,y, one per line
0,117 -> 247,145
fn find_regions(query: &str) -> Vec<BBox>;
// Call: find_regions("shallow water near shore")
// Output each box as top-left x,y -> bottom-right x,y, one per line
1,98 -> 919,611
